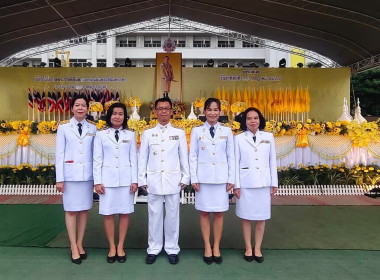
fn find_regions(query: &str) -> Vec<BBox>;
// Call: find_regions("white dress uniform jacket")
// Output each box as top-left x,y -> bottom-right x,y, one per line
189,122 -> 235,184
93,128 -> 138,187
55,118 -> 97,182
234,130 -> 278,189
138,123 -> 190,195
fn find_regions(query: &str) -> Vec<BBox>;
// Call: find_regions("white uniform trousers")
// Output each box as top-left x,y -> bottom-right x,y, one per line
147,193 -> 180,255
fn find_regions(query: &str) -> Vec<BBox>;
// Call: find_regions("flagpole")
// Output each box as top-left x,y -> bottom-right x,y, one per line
27,89 -> 30,121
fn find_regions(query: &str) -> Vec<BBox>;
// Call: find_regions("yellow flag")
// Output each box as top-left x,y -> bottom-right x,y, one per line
237,88 -> 242,102
225,88 -> 230,102
283,87 -> 288,113
252,87 -> 258,108
273,89 -> 279,113
305,86 -> 311,112
215,87 -> 221,99
231,87 -> 237,104
278,88 -> 284,113
258,87 -> 266,112
243,87 -> 249,105
295,87 -> 302,113
267,88 -> 273,113
300,87 -> 305,113
221,87 -> 226,100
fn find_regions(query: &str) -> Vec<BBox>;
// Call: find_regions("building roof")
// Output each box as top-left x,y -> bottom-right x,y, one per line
1,0 -> 379,68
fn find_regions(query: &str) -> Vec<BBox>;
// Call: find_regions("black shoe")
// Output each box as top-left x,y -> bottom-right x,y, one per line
117,254 -> 127,263
71,256 -> 82,265
107,254 -> 117,263
168,254 -> 179,265
244,254 -> 254,262
203,255 -> 213,265
213,255 -> 223,264
146,254 -> 157,264
80,252 -> 87,260
253,255 -> 264,263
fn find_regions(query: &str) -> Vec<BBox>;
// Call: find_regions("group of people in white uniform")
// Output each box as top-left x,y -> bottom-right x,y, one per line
55,95 -> 278,266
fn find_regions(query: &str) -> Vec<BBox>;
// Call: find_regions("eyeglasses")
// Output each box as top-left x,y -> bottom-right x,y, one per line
155,107 -> 172,112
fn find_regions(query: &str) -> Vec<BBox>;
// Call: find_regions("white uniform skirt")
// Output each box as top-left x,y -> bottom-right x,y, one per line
195,183 -> 229,212
99,186 -> 134,215
62,181 -> 93,212
236,187 -> 271,221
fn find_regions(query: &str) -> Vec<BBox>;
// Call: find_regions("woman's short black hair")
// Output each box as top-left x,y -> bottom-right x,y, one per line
204,97 -> 221,111
71,94 -> 89,109
154,97 -> 172,108
106,102 -> 128,129
239,107 -> 266,131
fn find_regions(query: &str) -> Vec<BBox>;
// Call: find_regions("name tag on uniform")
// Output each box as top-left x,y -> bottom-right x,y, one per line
122,139 -> 130,143
260,140 -> 270,144
220,136 -> 227,139
65,160 -> 74,163
86,132 -> 95,136
169,135 -> 179,140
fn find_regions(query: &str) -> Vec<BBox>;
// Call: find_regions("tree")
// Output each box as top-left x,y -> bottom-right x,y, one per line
350,68 -> 380,116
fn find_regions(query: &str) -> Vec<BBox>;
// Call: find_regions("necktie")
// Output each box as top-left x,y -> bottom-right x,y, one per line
210,126 -> 215,138
253,136 -> 256,143
78,123 -> 82,136
115,130 -> 119,142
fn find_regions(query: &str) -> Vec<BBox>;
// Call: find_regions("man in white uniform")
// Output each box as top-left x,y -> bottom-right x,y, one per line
139,97 -> 190,265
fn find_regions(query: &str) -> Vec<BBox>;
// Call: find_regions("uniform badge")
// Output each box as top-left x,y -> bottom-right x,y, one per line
201,145 -> 205,150
122,139 -> 130,143
153,151 -> 158,155
152,133 -> 158,137
220,136 -> 227,139
260,140 -> 270,144
169,135 -> 179,140
86,132 -> 95,136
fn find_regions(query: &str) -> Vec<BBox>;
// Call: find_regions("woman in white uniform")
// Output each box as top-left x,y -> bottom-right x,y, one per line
55,94 -> 97,264
93,103 -> 138,263
189,98 -> 235,265
233,107 -> 278,263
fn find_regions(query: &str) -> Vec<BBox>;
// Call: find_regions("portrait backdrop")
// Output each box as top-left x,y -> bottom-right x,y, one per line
155,52 -> 182,101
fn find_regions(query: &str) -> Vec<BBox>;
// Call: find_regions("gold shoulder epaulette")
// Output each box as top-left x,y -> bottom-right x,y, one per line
86,119 -> 97,126
58,120 -> 70,125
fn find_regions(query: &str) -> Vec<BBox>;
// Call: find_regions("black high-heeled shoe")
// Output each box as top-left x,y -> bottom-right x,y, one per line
203,255 -> 213,265
107,254 -> 117,263
80,252 -> 87,260
71,255 -> 82,265
213,255 -> 223,264
117,254 -> 127,263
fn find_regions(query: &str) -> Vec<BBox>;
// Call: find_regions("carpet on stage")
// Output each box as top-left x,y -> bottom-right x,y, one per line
0,204 -> 379,250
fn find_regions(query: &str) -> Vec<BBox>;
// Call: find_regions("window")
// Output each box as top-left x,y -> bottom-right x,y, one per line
243,41 -> 254,48
143,60 -> 156,67
49,59 -> 55,67
193,61 -> 207,67
144,40 -> 161,47
176,40 -> 186,47
118,40 -> 137,47
193,40 -> 210,48
69,59 -> 87,67
218,41 -> 235,48
97,32 -> 107,44
97,59 -> 106,67
69,36 -> 88,44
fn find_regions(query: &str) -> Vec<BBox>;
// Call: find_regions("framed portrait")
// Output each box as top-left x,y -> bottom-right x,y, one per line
155,52 -> 182,101
55,50 -> 70,67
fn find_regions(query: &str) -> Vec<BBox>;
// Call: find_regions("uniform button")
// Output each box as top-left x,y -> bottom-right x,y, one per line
116,166 -> 119,168
80,162 -> 83,164
161,150 -> 165,152
161,170 -> 164,172
162,140 -> 164,142
213,153 -> 215,155
212,143 -> 215,145
255,158 -> 258,160
116,156 -> 119,159
212,163 -> 215,165
161,160 -> 164,162
80,152 -> 83,154
79,141 -> 83,144
256,167 -> 259,169
116,147 -> 119,149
